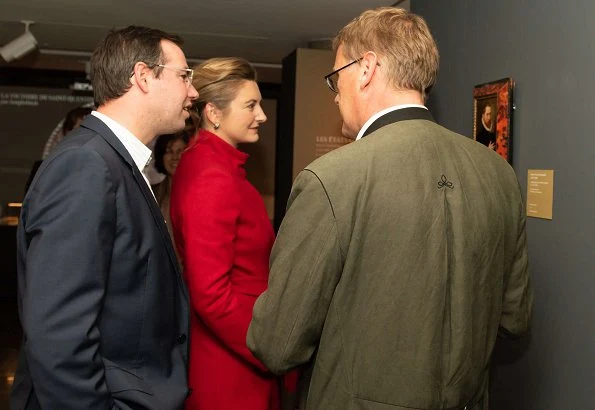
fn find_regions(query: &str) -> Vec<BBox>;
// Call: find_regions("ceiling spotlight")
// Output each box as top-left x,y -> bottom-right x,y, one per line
0,21 -> 38,63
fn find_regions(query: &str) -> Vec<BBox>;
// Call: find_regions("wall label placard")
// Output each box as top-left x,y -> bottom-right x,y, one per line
526,169 -> 554,220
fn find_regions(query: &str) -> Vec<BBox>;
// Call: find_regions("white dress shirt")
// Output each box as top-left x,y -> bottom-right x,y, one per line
91,111 -> 155,197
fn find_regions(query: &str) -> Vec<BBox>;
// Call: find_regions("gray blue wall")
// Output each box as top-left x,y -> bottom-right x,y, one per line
412,1 -> 595,409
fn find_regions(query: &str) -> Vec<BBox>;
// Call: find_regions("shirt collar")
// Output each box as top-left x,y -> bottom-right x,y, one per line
91,111 -> 152,173
355,104 -> 427,141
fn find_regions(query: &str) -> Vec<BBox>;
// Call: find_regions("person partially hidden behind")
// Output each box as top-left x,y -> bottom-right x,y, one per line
24,106 -> 92,194
11,25 -> 198,409
248,7 -> 532,410
151,130 -> 189,265
475,102 -> 497,150
42,105 -> 93,159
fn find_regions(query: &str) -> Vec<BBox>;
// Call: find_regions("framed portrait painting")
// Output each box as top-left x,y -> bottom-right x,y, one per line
473,78 -> 514,163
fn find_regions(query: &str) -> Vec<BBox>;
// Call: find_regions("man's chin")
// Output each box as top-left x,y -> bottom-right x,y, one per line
159,122 -> 186,138
177,114 -> 189,128
341,124 -> 357,140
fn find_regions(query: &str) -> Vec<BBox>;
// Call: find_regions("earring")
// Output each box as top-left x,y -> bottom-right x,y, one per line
214,122 -> 220,130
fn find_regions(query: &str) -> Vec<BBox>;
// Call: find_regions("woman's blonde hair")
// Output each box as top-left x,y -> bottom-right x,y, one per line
333,7 -> 439,100
191,57 -> 257,128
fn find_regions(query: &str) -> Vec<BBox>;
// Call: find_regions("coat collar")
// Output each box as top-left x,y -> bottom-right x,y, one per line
80,114 -> 136,168
361,107 -> 435,139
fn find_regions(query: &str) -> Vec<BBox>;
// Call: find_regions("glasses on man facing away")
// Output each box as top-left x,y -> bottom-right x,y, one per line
324,58 -> 362,93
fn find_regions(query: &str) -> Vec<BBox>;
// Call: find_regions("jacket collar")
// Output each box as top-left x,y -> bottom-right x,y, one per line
80,115 -> 187,299
361,107 -> 435,139
80,114 -> 136,168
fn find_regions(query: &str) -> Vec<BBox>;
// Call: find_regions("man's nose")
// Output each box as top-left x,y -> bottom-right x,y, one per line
188,85 -> 199,100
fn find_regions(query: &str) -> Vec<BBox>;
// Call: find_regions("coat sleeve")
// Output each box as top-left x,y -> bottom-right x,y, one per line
176,166 -> 269,371
499,190 -> 533,338
247,169 -> 343,374
20,147 -> 117,409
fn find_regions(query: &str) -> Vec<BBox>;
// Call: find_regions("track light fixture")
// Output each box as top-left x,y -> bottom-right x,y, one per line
0,21 -> 38,63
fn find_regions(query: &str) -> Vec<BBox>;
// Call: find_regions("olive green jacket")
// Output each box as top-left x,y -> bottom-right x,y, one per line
248,108 -> 532,410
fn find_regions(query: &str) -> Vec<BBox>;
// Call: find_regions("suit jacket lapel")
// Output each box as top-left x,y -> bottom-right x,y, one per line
361,107 -> 435,138
80,116 -> 186,293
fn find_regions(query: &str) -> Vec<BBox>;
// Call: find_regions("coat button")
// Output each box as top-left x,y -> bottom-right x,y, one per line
186,388 -> 193,398
177,334 -> 187,344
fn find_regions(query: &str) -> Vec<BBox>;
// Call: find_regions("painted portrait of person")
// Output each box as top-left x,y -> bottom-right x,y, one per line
474,98 -> 497,150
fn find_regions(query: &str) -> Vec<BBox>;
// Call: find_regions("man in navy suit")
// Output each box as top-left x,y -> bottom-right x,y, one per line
11,26 -> 198,409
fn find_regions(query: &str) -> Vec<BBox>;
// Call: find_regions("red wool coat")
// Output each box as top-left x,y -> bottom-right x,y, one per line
170,130 -> 279,410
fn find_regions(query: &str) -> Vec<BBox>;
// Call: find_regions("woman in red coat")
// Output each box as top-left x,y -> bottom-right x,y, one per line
170,57 -> 280,410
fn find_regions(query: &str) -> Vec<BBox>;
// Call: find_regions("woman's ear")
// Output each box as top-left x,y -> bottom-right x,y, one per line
204,102 -> 221,126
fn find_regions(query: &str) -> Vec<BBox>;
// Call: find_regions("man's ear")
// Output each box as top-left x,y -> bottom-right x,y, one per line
359,51 -> 379,89
131,61 -> 152,93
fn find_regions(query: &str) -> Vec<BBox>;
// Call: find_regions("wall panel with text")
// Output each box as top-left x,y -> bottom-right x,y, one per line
275,48 -> 349,229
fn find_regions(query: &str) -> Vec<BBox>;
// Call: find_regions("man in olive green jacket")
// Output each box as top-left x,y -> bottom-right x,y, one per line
248,7 -> 532,410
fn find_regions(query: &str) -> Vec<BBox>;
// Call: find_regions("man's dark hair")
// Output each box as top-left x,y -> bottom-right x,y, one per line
90,26 -> 183,107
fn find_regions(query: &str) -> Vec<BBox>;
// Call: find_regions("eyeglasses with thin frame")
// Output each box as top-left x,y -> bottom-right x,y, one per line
156,64 -> 194,87
324,58 -> 362,93
131,63 -> 194,87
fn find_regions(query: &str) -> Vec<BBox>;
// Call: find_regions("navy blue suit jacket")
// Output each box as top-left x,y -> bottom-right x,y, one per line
11,115 -> 190,409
